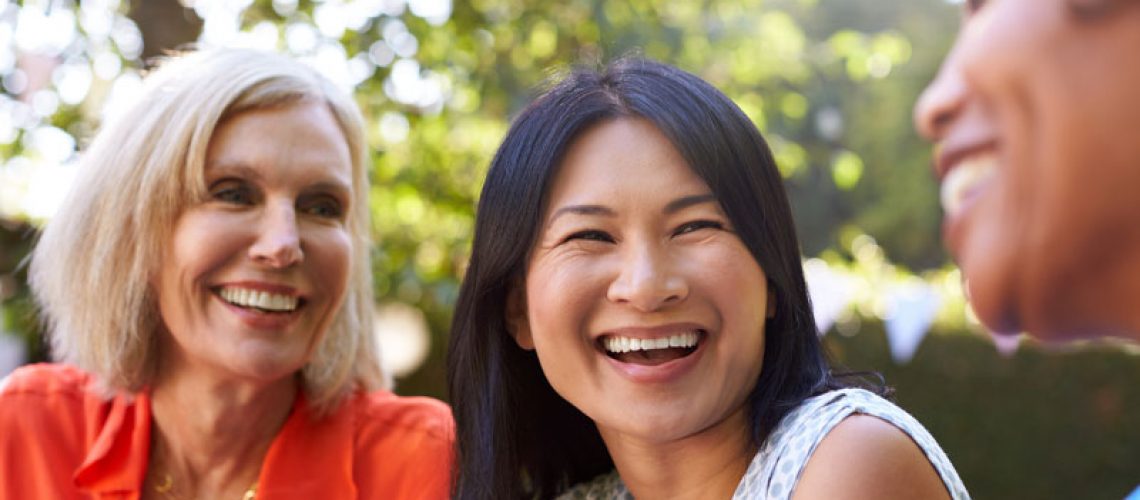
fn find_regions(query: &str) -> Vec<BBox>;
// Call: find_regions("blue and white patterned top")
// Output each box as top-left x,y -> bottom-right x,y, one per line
557,388 -> 970,499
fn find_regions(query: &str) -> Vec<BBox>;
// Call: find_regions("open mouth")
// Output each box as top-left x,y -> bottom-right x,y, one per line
215,286 -> 305,314
940,152 -> 997,218
598,331 -> 703,366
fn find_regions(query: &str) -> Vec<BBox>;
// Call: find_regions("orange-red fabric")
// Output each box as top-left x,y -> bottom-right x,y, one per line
0,364 -> 454,499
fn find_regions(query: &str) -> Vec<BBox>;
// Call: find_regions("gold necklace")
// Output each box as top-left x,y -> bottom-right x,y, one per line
152,473 -> 258,499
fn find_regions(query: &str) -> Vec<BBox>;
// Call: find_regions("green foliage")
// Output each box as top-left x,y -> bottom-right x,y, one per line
3,1 -> 1138,496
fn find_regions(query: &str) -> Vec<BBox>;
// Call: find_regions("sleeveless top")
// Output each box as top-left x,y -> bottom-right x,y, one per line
557,388 -> 970,499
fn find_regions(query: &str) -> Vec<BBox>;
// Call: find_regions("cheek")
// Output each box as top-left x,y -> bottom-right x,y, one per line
161,214 -> 234,299
309,229 -> 353,296
693,244 -> 769,311
697,247 -> 770,349
525,260 -> 602,344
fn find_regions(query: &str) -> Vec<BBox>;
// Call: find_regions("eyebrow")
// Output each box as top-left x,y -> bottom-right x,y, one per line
207,161 -> 353,197
547,193 -> 719,224
548,204 -> 616,224
206,162 -> 263,182
663,193 -> 717,214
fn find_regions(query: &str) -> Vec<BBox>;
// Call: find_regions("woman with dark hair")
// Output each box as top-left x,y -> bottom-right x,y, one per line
448,58 -> 967,499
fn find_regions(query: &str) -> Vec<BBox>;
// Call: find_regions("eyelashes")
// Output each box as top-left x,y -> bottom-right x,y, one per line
1065,0 -> 1120,21
672,219 -> 724,236
210,180 -> 255,205
559,219 -> 728,245
562,229 -> 614,244
207,178 -> 346,220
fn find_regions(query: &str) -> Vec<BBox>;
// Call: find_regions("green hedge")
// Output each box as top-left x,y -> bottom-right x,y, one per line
826,324 -> 1140,499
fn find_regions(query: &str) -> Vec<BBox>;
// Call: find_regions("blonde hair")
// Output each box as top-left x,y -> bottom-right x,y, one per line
29,48 -> 387,412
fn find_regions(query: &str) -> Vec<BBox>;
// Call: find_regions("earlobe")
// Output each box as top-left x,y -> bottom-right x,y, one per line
506,286 -> 535,350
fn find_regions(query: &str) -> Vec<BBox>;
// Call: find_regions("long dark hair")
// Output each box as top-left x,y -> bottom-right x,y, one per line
448,58 -> 852,499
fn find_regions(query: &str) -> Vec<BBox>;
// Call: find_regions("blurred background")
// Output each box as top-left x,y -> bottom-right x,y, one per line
0,0 -> 1136,497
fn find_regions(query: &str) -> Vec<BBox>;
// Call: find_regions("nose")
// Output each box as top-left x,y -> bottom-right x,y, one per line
606,242 -> 688,312
249,201 -> 303,268
914,43 -> 968,141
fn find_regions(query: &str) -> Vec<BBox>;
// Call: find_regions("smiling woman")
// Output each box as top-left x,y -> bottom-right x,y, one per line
915,0 -> 1140,341
0,49 -> 453,499
448,59 -> 969,499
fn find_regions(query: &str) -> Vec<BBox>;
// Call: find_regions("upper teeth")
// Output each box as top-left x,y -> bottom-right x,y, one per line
219,287 -> 299,312
603,332 -> 700,353
941,154 -> 997,217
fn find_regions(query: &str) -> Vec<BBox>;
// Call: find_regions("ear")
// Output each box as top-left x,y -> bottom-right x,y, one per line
505,284 -> 535,350
766,283 -> 777,319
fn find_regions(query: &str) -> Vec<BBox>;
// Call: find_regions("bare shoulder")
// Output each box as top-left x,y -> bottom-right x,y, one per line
791,414 -> 950,500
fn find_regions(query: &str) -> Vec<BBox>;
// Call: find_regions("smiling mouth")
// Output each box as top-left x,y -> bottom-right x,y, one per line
215,286 -> 305,314
940,152 -> 997,218
599,331 -> 703,366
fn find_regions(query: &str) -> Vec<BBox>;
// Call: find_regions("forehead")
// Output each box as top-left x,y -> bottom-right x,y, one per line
205,102 -> 353,179
547,117 -> 710,207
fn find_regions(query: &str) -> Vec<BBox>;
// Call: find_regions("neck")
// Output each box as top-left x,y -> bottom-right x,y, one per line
600,407 -> 756,500
1085,255 -> 1140,340
1029,247 -> 1140,341
148,362 -> 297,499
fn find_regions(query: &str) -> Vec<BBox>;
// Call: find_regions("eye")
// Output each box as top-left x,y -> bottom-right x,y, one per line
301,195 -> 345,219
563,229 -> 614,244
965,0 -> 987,15
673,219 -> 724,237
209,180 -> 255,205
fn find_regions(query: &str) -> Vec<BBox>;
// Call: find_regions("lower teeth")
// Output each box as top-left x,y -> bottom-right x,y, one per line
610,347 -> 696,364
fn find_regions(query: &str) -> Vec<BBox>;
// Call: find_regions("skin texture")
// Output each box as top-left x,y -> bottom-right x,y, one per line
147,101 -> 354,498
511,118 -> 768,499
510,118 -> 949,499
914,0 -> 1140,340
792,415 -> 951,500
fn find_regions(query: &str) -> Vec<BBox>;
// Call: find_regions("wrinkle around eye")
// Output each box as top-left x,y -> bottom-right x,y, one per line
532,233 -> 613,264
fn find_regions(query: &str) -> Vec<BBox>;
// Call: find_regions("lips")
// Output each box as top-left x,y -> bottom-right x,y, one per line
211,282 -> 307,329
940,153 -> 998,219
600,331 -> 701,366
594,325 -> 708,384
218,286 -> 301,312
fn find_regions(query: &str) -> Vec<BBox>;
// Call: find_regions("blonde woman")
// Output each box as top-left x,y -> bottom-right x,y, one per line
0,49 -> 452,499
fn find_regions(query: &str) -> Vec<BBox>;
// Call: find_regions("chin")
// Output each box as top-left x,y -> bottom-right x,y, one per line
596,408 -> 712,443
962,258 -> 1023,336
233,354 -> 306,384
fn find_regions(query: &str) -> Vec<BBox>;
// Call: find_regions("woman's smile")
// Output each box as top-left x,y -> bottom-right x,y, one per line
514,117 -> 770,442
156,101 -> 354,382
212,283 -> 308,330
595,324 -> 707,383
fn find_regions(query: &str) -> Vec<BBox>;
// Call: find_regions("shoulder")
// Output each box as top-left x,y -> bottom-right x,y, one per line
349,390 -> 454,443
0,363 -> 102,422
739,388 -> 967,500
347,391 -> 455,500
0,364 -> 111,493
792,414 -> 951,500
1,363 -> 95,398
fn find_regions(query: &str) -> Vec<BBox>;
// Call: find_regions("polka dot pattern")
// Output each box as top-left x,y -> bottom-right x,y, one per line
557,388 -> 970,499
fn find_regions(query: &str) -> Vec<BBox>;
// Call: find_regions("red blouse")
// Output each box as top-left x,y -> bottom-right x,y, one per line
0,364 -> 454,499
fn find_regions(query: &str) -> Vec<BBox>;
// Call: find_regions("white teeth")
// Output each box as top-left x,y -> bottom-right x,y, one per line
218,287 -> 299,312
603,332 -> 700,354
941,154 -> 997,217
